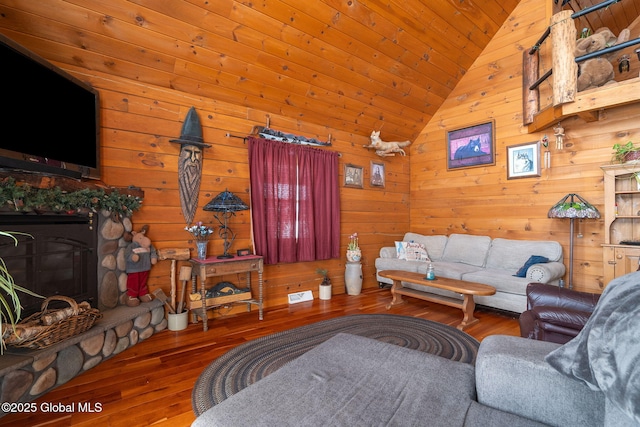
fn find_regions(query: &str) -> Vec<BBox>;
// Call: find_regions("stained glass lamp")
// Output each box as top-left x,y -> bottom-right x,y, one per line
203,189 -> 249,259
548,193 -> 600,289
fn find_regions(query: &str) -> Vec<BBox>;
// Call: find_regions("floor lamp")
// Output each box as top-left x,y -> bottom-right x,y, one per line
548,193 -> 600,289
203,189 -> 249,259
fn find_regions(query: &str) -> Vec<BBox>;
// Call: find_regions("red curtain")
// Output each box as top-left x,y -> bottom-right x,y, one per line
248,136 -> 340,264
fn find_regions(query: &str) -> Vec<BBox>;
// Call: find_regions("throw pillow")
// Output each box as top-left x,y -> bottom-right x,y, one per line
545,272 -> 640,424
513,255 -> 549,277
395,241 -> 430,262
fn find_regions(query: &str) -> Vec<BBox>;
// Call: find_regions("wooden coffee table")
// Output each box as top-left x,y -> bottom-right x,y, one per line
379,270 -> 496,330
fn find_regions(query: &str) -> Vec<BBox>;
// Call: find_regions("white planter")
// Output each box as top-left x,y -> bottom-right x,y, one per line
167,311 -> 188,331
319,284 -> 332,300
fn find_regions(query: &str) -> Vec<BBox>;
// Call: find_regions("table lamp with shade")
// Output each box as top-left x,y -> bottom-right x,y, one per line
203,189 -> 249,259
548,193 -> 600,289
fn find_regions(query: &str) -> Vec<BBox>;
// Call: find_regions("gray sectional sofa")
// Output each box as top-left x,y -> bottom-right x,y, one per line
192,272 -> 640,427
375,233 -> 566,313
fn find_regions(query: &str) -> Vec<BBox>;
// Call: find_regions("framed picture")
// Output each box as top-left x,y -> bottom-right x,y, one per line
344,164 -> 363,188
507,141 -> 541,179
370,161 -> 385,188
446,121 -> 495,170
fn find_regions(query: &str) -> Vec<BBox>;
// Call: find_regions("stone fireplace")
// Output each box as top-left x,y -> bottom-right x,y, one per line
0,209 -> 167,407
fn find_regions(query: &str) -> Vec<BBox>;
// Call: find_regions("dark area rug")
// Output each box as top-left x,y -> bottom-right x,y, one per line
192,313 -> 480,416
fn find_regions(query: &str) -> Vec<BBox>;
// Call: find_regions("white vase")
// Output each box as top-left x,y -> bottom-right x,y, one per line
346,249 -> 361,262
345,262 -> 363,295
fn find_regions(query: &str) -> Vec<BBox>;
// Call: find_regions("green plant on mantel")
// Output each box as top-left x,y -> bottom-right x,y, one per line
612,141 -> 640,163
0,231 -> 43,354
0,177 -> 142,217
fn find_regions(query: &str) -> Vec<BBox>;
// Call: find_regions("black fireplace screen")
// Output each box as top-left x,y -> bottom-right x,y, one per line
0,215 -> 98,319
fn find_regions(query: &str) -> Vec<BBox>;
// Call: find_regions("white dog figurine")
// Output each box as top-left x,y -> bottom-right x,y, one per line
363,130 -> 411,157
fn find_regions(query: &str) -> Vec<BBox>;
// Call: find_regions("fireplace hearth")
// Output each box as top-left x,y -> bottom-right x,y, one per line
0,210 -> 168,409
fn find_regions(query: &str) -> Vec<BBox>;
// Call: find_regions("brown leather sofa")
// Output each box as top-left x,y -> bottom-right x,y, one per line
519,282 -> 601,344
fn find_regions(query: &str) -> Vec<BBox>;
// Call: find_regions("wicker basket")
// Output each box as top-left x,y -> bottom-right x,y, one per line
7,296 -> 101,350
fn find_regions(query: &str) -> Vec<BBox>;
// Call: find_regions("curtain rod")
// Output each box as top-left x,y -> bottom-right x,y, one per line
226,132 -> 341,156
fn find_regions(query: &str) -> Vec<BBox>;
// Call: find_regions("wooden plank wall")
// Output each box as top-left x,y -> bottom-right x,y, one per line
411,0 -> 640,293
0,2 -> 409,312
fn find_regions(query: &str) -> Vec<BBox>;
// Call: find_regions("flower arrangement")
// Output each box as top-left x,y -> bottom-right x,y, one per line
185,221 -> 215,241
347,233 -> 359,251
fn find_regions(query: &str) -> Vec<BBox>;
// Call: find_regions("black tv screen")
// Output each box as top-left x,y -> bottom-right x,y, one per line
0,33 -> 100,179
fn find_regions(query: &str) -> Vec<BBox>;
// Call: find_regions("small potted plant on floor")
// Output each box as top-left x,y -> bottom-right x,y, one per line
612,141 -> 640,163
316,268 -> 332,300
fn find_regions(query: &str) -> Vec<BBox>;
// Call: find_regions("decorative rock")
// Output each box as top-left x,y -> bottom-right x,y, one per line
102,329 -> 117,357
155,318 -> 168,331
134,312 -> 151,329
30,368 -> 56,396
129,328 -> 139,346
116,247 -> 126,272
56,346 -> 83,385
113,337 -> 130,355
1,370 -> 33,403
101,216 -> 125,240
80,333 -> 105,357
32,353 -> 57,371
100,271 -> 119,309
101,253 -> 117,270
122,215 -> 132,233
139,326 -> 154,341
83,355 -> 103,371
100,239 -> 119,256
115,320 -> 133,338
118,272 -> 128,293
151,306 -> 165,325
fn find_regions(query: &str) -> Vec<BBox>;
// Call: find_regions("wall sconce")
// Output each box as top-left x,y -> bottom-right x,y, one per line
203,189 -> 249,259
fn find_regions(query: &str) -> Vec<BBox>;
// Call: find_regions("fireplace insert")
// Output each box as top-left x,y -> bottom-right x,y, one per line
0,214 -> 98,319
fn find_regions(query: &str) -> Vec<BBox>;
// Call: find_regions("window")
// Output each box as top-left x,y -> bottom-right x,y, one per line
248,137 -> 340,264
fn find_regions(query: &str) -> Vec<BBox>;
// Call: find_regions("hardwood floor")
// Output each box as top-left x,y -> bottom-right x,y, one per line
0,288 -> 520,427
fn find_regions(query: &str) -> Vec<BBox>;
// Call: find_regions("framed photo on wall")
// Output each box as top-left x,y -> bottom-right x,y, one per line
446,121 -> 495,170
344,164 -> 363,188
370,161 -> 385,188
507,141 -> 541,179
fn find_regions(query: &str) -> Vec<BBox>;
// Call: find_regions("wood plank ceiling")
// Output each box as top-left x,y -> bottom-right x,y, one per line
1,1 -> 637,143
0,0 -> 517,143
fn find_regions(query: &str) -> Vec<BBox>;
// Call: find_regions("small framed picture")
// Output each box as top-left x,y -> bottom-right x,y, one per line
447,121 -> 496,170
370,161 -> 385,188
344,164 -> 363,188
507,141 -> 541,179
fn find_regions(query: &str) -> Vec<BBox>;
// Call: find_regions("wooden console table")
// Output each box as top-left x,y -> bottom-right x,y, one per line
188,255 -> 264,331
379,270 -> 495,330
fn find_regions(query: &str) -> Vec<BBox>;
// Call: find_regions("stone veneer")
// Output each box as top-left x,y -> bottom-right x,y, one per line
0,210 -> 168,409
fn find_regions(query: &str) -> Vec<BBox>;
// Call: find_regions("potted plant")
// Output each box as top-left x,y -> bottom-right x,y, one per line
612,141 -> 640,163
316,268 -> 332,300
0,231 -> 43,353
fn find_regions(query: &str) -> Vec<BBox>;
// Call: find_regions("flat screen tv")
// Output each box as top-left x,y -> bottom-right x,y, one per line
0,33 -> 100,179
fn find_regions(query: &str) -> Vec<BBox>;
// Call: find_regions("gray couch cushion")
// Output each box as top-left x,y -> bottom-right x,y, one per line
441,234 -> 491,267
192,333 -> 477,427
461,268 -> 531,295
485,238 -> 563,271
545,271 -> 640,425
476,335 -> 604,427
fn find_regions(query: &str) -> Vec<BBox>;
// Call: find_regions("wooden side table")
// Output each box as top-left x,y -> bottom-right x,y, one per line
188,255 -> 264,331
